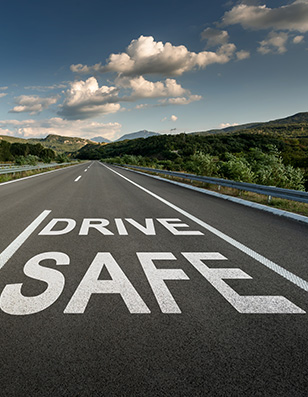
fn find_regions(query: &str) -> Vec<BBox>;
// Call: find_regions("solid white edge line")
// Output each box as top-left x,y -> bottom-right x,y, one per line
128,168 -> 308,225
0,210 -> 51,270
101,163 -> 308,294
75,176 -> 82,182
0,162 -> 88,187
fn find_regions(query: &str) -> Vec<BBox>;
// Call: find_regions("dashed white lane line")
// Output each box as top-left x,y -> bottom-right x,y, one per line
0,163 -> 82,187
102,163 -> 308,293
74,176 -> 82,182
0,210 -> 51,270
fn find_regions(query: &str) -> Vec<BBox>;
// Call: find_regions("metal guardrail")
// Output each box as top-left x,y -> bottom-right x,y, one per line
114,163 -> 308,204
0,162 -> 78,175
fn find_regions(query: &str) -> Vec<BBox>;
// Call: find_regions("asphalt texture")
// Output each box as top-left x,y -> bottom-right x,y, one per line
0,161 -> 308,396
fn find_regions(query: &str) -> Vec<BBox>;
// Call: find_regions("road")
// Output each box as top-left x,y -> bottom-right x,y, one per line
0,161 -> 307,396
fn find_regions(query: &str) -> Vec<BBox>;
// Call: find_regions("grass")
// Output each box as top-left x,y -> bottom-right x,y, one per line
129,168 -> 308,217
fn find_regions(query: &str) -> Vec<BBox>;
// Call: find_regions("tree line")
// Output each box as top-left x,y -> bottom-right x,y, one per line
0,141 -> 69,164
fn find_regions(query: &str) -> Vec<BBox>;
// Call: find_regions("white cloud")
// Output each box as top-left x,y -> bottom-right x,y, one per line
293,35 -> 304,43
57,75 -> 201,120
258,31 -> 288,54
135,103 -> 149,110
236,49 -> 250,60
0,128 -> 13,135
71,35 -> 237,77
219,122 -> 239,128
116,76 -> 188,98
0,93 -> 8,98
59,77 -> 121,120
0,118 -> 122,141
160,95 -> 202,105
201,28 -> 230,47
24,83 -> 68,92
9,95 -> 59,114
0,86 -> 8,90
161,115 -> 178,122
222,1 -> 308,33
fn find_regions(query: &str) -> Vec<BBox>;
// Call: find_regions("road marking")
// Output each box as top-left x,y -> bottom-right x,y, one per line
64,252 -> 151,314
0,163 -> 83,187
102,163 -> 308,293
130,169 -> 308,225
0,210 -> 51,270
84,169 -> 87,172
75,176 -> 82,182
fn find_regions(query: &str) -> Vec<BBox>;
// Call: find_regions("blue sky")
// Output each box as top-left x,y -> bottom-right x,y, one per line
0,0 -> 307,141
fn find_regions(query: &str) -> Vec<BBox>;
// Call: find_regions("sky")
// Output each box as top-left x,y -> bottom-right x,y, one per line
0,0 -> 307,141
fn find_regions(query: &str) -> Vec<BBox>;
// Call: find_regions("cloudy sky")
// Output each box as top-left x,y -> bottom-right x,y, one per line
0,0 -> 307,141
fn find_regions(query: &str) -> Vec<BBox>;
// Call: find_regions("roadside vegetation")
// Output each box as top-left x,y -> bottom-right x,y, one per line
76,130 -> 308,216
0,140 -> 77,184
76,133 -> 308,191
0,140 -> 56,164
0,163 -> 78,184
0,141 -> 71,165
103,147 -> 305,191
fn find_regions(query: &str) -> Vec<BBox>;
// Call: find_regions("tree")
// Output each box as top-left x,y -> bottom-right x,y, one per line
0,141 -> 13,161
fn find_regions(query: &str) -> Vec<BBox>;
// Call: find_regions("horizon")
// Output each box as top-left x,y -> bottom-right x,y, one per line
1,110 -> 305,142
0,0 -> 307,141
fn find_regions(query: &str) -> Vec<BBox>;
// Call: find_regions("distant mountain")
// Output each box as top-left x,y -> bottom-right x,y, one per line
193,112 -> 308,136
91,136 -> 111,143
116,130 -> 160,142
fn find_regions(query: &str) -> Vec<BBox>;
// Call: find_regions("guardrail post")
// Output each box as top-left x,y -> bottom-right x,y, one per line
268,195 -> 272,204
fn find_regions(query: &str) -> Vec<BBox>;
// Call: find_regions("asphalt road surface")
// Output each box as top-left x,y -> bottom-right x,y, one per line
0,161 -> 308,396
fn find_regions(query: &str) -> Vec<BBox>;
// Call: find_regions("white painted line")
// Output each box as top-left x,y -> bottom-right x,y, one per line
102,163 -> 308,293
0,163 -> 83,187
129,169 -> 308,225
84,169 -> 87,172
75,176 -> 82,182
0,210 -> 51,270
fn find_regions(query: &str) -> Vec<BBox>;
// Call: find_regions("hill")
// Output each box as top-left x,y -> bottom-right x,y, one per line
116,130 -> 160,142
0,135 -> 28,144
76,112 -> 308,162
0,134 -> 96,153
266,112 -> 308,125
194,112 -> 308,136
76,132 -> 286,161
29,134 -> 97,152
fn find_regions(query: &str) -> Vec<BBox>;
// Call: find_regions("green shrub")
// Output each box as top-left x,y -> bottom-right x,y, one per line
15,155 -> 38,166
189,152 -> 218,176
219,154 -> 254,183
247,147 -> 305,190
55,154 -> 69,163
